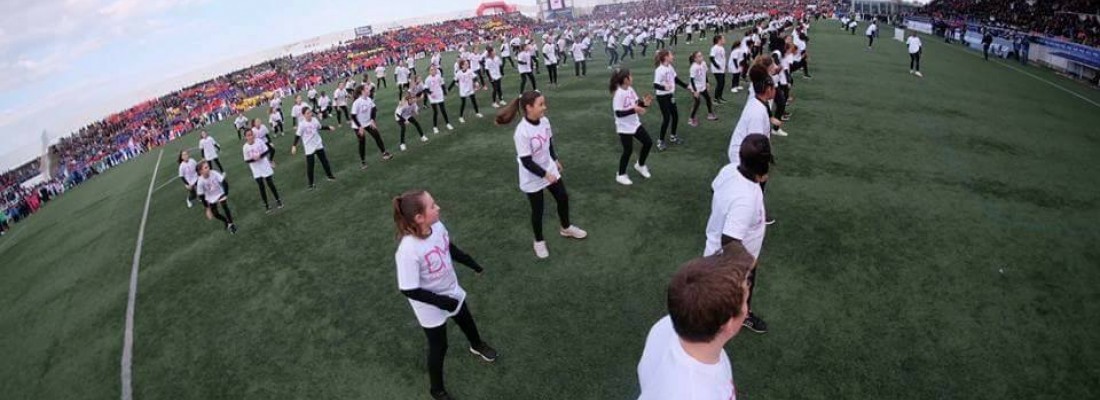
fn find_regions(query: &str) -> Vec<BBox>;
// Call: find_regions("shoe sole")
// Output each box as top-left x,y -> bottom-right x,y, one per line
559,231 -> 587,239
469,347 -> 497,362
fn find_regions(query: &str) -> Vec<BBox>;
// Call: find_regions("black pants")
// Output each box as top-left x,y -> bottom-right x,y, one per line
687,33 -> 692,42
431,103 -> 451,126
272,121 -> 283,134
910,52 -> 921,71
209,158 -> 224,172
624,45 -> 634,59
640,44 -> 648,56
187,184 -> 198,202
377,77 -> 387,88
423,302 -> 484,394
691,90 -> 714,118
619,127 -> 653,175
546,64 -> 558,84
714,73 -> 727,101
358,126 -> 387,161
657,39 -> 666,49
475,69 -> 486,87
398,117 -> 425,143
503,56 -> 515,68
655,94 -> 678,140
525,181 -> 570,241
775,85 -> 789,118
520,72 -> 537,93
459,95 -> 480,117
255,176 -> 281,207
337,105 -> 350,124
670,34 -> 678,46
209,200 -> 234,227
983,44 -> 990,60
608,48 -> 619,66
731,73 -> 741,88
305,149 -> 334,186
574,60 -> 586,76
398,83 -> 409,100
491,79 -> 503,103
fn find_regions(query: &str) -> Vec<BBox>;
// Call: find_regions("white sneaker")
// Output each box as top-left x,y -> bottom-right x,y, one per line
459,117 -> 466,124
420,136 -> 429,142
533,241 -> 549,259
616,174 -> 634,185
909,70 -> 914,74
400,144 -> 407,151
186,198 -> 193,208
476,113 -> 483,118
772,128 -> 789,137
559,225 -> 588,239
492,103 -> 500,108
914,71 -> 923,77
433,127 -> 440,134
446,124 -> 454,130
633,163 -> 651,179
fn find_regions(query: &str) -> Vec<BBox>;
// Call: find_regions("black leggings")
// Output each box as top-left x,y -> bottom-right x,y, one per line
336,105 -> 350,124
574,60 -> 587,76
431,103 -> 451,126
868,35 -> 875,47
209,200 -> 234,227
525,180 -> 571,241
254,176 -> 281,207
691,91 -> 714,118
398,117 -> 425,143
546,64 -> 558,84
209,158 -> 224,172
910,52 -> 921,71
491,79 -> 503,103
459,95 -> 480,117
520,72 -> 537,93
377,77 -> 387,88
775,85 -> 789,118
714,73 -> 727,101
358,126 -> 387,161
272,121 -> 283,134
619,127 -> 653,175
305,149 -> 334,186
731,73 -> 741,88
187,185 -> 197,202
608,49 -> 619,66
423,302 -> 484,394
655,94 -> 679,140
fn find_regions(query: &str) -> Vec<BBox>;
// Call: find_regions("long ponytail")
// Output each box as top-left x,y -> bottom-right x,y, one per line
393,190 -> 428,240
495,90 -> 542,125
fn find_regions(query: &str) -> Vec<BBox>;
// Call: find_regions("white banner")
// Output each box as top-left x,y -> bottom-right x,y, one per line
905,19 -> 933,35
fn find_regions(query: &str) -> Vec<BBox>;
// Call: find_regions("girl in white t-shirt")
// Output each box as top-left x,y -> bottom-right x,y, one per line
517,44 -> 538,94
392,190 -> 497,400
395,94 -> 427,151
195,160 -> 237,234
242,129 -> 282,212
198,130 -> 224,172
177,150 -> 199,209
687,51 -> 717,127
447,59 -> 482,123
268,108 -> 284,136
610,68 -> 655,186
495,91 -> 588,259
652,49 -> 689,152
423,66 -> 454,134
484,47 -> 505,107
290,107 -> 337,190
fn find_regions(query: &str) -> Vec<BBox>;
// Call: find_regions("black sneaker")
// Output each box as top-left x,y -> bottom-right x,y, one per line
382,152 -> 393,161
742,313 -> 768,333
669,135 -> 683,145
228,224 -> 238,234
656,140 -> 668,152
469,343 -> 498,362
430,390 -> 454,400
276,200 -> 284,209
326,176 -> 336,181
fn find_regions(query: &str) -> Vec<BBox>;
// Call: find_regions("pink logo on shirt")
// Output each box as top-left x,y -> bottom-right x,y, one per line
423,232 -> 452,274
529,131 -> 550,154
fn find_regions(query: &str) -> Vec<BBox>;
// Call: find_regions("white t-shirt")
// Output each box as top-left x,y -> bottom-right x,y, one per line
907,36 -> 922,54
425,74 -> 445,104
704,163 -> 765,259
199,136 -> 219,161
513,117 -> 559,193
296,118 -> 326,155
234,115 -> 248,129
334,88 -> 347,107
318,95 -> 331,110
308,88 -> 317,99
486,56 -> 503,80
571,42 -> 587,61
709,45 -> 727,73
396,221 -> 467,328
689,63 -> 708,93
542,43 -> 558,65
243,141 -> 274,179
613,87 -> 642,134
251,125 -> 269,142
178,159 -> 198,185
654,64 -> 678,95
518,50 -> 533,73
269,112 -> 282,125
501,42 -> 512,57
351,96 -> 376,127
291,103 -> 303,121
866,24 -> 877,36
637,316 -> 736,400
728,98 -> 771,165
396,66 -> 411,84
728,47 -> 744,73
456,70 -> 476,97
196,171 -> 227,204
375,65 -> 386,78
406,57 -> 415,69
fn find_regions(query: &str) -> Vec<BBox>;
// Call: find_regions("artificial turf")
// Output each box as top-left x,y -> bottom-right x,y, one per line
2,21 -> 1099,399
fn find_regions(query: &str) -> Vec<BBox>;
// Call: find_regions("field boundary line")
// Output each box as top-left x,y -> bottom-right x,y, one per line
928,37 -> 1100,109
120,148 -> 164,400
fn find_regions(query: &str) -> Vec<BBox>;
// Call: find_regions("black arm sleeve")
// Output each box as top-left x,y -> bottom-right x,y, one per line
180,177 -> 189,185
447,79 -> 457,92
675,76 -> 690,89
653,83 -> 666,91
320,125 -> 334,131
710,56 -> 721,70
449,243 -> 483,272
721,234 -> 738,247
370,107 -> 377,121
520,155 -> 548,177
690,78 -> 698,92
292,136 -> 301,147
548,138 -> 558,161
401,289 -> 460,312
262,146 -> 274,159
221,179 -> 229,193
615,109 -> 638,118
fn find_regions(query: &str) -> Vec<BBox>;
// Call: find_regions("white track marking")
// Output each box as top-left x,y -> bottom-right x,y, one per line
121,148 -> 164,400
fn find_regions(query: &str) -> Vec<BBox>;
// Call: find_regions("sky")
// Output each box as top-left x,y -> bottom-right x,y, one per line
0,0 -> 494,171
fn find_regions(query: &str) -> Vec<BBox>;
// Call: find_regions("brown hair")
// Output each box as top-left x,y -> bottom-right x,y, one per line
495,91 -> 543,125
608,67 -> 631,94
667,243 -> 753,343
653,49 -> 671,67
392,190 -> 429,240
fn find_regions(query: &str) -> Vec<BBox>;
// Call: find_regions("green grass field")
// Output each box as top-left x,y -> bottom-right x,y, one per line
2,22 -> 1099,399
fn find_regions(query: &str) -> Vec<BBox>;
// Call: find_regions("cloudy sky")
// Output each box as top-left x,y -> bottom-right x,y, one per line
0,0 -> 492,170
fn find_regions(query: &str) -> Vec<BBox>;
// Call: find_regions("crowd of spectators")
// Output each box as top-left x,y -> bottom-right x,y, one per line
920,0 -> 1099,46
